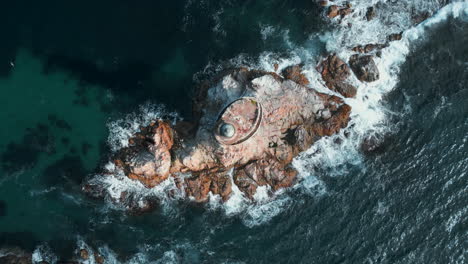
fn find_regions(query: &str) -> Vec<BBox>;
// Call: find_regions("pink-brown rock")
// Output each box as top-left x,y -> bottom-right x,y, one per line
349,54 -> 380,82
318,54 -> 357,98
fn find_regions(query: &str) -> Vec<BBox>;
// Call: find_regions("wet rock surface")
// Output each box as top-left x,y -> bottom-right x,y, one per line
366,6 -> 376,21
349,54 -> 380,82
281,65 -> 310,86
352,43 -> 388,54
327,3 -> 353,19
0,248 -> 32,264
387,32 -> 403,42
85,67 -> 352,206
0,255 -> 32,264
318,54 -> 357,98
361,135 -> 388,154
0,247 -> 106,264
351,32 -> 403,55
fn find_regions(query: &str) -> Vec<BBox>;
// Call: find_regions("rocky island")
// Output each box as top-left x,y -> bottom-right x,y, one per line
83,57 -> 377,209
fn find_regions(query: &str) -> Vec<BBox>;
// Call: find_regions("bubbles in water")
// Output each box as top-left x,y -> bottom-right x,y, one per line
107,103 -> 179,152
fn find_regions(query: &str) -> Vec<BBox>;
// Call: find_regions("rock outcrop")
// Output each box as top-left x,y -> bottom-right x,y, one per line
352,43 -> 388,54
281,65 -> 310,86
85,66 -> 352,205
0,249 -> 31,264
317,54 -> 357,98
349,54 -> 380,82
351,32 -> 403,55
366,6 -> 376,21
327,3 -> 353,19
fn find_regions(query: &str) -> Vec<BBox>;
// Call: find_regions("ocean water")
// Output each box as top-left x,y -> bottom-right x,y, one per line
0,0 -> 467,263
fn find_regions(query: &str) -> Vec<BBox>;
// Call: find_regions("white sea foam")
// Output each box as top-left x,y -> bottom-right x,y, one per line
259,24 -> 277,41
93,1 -> 468,226
212,8 -> 226,37
90,164 -> 184,213
107,103 -> 179,151
75,238 -> 144,264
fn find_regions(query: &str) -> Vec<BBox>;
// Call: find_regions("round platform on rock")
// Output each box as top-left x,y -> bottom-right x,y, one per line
215,97 -> 262,145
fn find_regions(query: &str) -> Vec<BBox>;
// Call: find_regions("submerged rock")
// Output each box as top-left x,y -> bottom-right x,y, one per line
349,55 -> 380,82
281,65 -> 310,86
361,135 -> 389,154
318,1 -> 328,7
352,43 -> 388,54
318,54 -> 357,98
351,31 -> 404,56
366,6 -> 376,21
79,249 -> 89,260
388,32 -> 403,42
85,66 -> 352,205
327,5 -> 340,18
0,248 -> 31,264
0,246 -> 105,264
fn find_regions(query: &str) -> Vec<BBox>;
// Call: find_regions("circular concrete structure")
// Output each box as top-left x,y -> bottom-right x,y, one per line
215,97 -> 262,145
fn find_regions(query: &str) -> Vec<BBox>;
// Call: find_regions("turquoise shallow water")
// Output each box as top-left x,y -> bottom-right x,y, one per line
0,1 -> 467,263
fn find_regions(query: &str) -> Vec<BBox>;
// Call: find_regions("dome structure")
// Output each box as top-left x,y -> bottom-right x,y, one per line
214,97 -> 262,145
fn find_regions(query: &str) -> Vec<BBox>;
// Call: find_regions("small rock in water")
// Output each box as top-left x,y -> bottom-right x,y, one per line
79,249 -> 89,260
364,44 -> 387,53
273,63 -> 279,72
412,11 -> 431,25
388,32 -> 403,42
361,135 -> 388,154
94,252 -> 104,264
327,5 -> 340,18
318,54 -> 357,98
366,6 -> 376,21
349,55 -> 380,82
0,252 -> 31,264
352,43 -> 388,54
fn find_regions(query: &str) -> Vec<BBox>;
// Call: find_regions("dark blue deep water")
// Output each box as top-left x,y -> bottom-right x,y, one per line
0,1 -> 466,263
